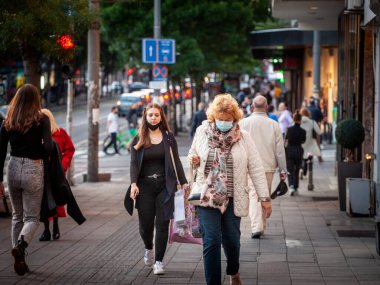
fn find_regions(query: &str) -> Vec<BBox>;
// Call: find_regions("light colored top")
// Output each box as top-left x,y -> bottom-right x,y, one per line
240,112 -> 287,173
188,121 -> 269,217
278,109 -> 293,134
300,116 -> 321,158
107,112 -> 118,133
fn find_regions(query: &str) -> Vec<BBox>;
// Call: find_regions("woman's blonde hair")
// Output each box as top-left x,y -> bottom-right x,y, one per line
300,107 -> 311,118
41,108 -> 59,133
206,94 -> 242,122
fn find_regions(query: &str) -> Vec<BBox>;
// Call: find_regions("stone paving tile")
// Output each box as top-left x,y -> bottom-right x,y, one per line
324,277 -> 359,285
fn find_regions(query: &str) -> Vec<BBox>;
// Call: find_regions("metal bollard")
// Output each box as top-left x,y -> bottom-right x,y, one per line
307,155 -> 314,191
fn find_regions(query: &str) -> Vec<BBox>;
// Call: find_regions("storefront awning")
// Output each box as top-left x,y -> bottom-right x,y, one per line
250,29 -> 338,59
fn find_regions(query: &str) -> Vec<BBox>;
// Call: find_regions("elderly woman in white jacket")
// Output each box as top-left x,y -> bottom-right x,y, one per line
188,94 -> 271,285
300,108 -> 322,176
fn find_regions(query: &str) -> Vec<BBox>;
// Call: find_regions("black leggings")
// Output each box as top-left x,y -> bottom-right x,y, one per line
136,177 -> 169,262
286,146 -> 304,189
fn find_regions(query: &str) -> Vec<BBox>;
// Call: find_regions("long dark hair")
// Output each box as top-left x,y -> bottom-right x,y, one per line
5,84 -> 42,133
134,103 -> 170,150
293,109 -> 302,123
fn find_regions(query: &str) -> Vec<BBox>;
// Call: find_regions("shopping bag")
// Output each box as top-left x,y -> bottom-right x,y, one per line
174,189 -> 186,225
169,189 -> 202,245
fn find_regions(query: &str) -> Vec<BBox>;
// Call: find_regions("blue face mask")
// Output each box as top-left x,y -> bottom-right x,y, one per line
215,120 -> 234,132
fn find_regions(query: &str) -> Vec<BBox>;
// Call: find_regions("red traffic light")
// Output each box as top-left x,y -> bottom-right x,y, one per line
57,35 -> 74,50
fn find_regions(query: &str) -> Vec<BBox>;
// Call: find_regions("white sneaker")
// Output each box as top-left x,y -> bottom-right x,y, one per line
153,261 -> 165,275
144,249 -> 154,267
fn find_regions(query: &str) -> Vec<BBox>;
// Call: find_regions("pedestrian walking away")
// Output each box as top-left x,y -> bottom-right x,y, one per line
240,95 -> 287,239
188,94 -> 271,285
285,110 -> 306,196
0,84 -> 53,276
129,103 -> 188,275
38,108 -> 75,242
190,102 -> 207,138
299,108 -> 321,178
103,106 -> 119,155
278,102 -> 293,138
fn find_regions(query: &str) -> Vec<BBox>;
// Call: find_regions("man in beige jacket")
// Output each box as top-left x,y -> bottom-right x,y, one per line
240,95 -> 287,238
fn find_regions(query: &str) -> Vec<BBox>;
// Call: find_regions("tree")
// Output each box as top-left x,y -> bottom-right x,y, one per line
0,0 -> 92,88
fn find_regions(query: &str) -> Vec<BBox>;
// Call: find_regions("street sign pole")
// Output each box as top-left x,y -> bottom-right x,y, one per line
66,78 -> 75,186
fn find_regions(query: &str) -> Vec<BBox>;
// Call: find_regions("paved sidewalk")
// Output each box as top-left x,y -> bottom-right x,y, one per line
0,138 -> 379,284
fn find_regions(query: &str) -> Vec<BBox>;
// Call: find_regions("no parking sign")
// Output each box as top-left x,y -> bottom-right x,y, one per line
152,64 -> 168,81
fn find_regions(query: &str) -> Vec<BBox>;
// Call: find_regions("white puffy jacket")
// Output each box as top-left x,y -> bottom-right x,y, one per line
188,121 -> 269,217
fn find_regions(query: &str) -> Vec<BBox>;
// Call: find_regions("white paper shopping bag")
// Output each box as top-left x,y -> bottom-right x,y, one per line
174,189 -> 185,225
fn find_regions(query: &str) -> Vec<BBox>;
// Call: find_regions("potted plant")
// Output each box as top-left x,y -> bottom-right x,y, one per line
335,119 -> 365,211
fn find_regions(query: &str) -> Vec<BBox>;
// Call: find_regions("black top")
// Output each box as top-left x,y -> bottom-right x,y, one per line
285,123 -> 306,147
0,114 -> 53,181
139,141 -> 165,177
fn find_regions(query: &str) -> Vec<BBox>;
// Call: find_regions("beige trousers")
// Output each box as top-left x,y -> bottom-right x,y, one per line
249,172 -> 274,234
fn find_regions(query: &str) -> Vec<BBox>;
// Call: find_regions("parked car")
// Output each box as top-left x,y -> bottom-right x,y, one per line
116,93 -> 144,117
128,82 -> 148,93
102,81 -> 124,95
0,105 -> 8,124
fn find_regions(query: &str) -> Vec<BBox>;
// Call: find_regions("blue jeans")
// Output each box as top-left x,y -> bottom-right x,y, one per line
197,199 -> 241,285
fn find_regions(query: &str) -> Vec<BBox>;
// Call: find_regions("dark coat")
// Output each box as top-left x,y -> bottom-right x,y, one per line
191,110 -> 207,137
41,141 -> 86,225
127,130 -> 187,220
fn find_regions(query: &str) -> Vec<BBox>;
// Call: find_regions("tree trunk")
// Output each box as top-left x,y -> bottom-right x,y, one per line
21,42 -> 40,89
23,59 -> 40,88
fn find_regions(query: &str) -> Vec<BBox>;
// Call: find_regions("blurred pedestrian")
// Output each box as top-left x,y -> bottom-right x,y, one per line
127,103 -> 138,129
300,108 -> 321,178
307,98 -> 323,123
0,84 -> 53,276
278,102 -> 293,137
103,106 -> 119,154
307,98 -> 324,161
38,109 -> 75,242
190,102 -> 207,138
240,95 -> 287,239
267,105 -> 278,122
188,94 -> 271,285
285,110 -> 306,196
129,103 -> 188,275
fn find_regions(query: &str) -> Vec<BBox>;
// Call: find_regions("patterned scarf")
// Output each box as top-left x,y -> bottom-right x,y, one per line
201,122 -> 241,213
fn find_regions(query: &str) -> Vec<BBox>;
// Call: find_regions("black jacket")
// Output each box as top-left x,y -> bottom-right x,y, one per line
41,141 -> 86,225
286,124 -> 306,147
191,110 -> 207,137
129,130 -> 187,220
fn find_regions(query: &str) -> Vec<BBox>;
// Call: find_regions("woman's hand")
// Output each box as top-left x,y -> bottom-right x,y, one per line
130,183 -> 139,200
261,201 -> 272,218
0,182 -> 5,199
190,155 -> 200,167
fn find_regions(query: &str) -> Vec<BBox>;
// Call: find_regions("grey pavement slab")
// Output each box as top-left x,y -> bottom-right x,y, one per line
0,141 -> 379,284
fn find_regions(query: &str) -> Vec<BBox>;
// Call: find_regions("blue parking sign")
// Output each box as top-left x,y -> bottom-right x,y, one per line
142,38 -> 176,64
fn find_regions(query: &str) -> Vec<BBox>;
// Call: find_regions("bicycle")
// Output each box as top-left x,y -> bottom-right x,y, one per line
103,128 -> 138,155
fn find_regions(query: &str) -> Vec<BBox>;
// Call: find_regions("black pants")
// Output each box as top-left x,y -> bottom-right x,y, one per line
286,146 -> 304,189
136,176 -> 169,262
104,132 -> 118,153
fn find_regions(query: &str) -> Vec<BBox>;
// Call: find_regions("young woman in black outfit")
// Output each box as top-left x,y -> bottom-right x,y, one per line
129,103 -> 188,275
285,110 -> 306,196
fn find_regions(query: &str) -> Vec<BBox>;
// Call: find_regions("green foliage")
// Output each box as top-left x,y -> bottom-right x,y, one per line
0,0 -> 92,62
100,0 -> 270,77
335,119 -> 365,150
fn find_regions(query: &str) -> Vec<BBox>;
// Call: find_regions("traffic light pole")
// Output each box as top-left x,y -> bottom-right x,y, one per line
87,0 -> 100,182
66,78 -> 75,186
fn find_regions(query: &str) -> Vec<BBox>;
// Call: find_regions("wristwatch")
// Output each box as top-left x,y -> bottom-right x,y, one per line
258,197 -> 271,202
